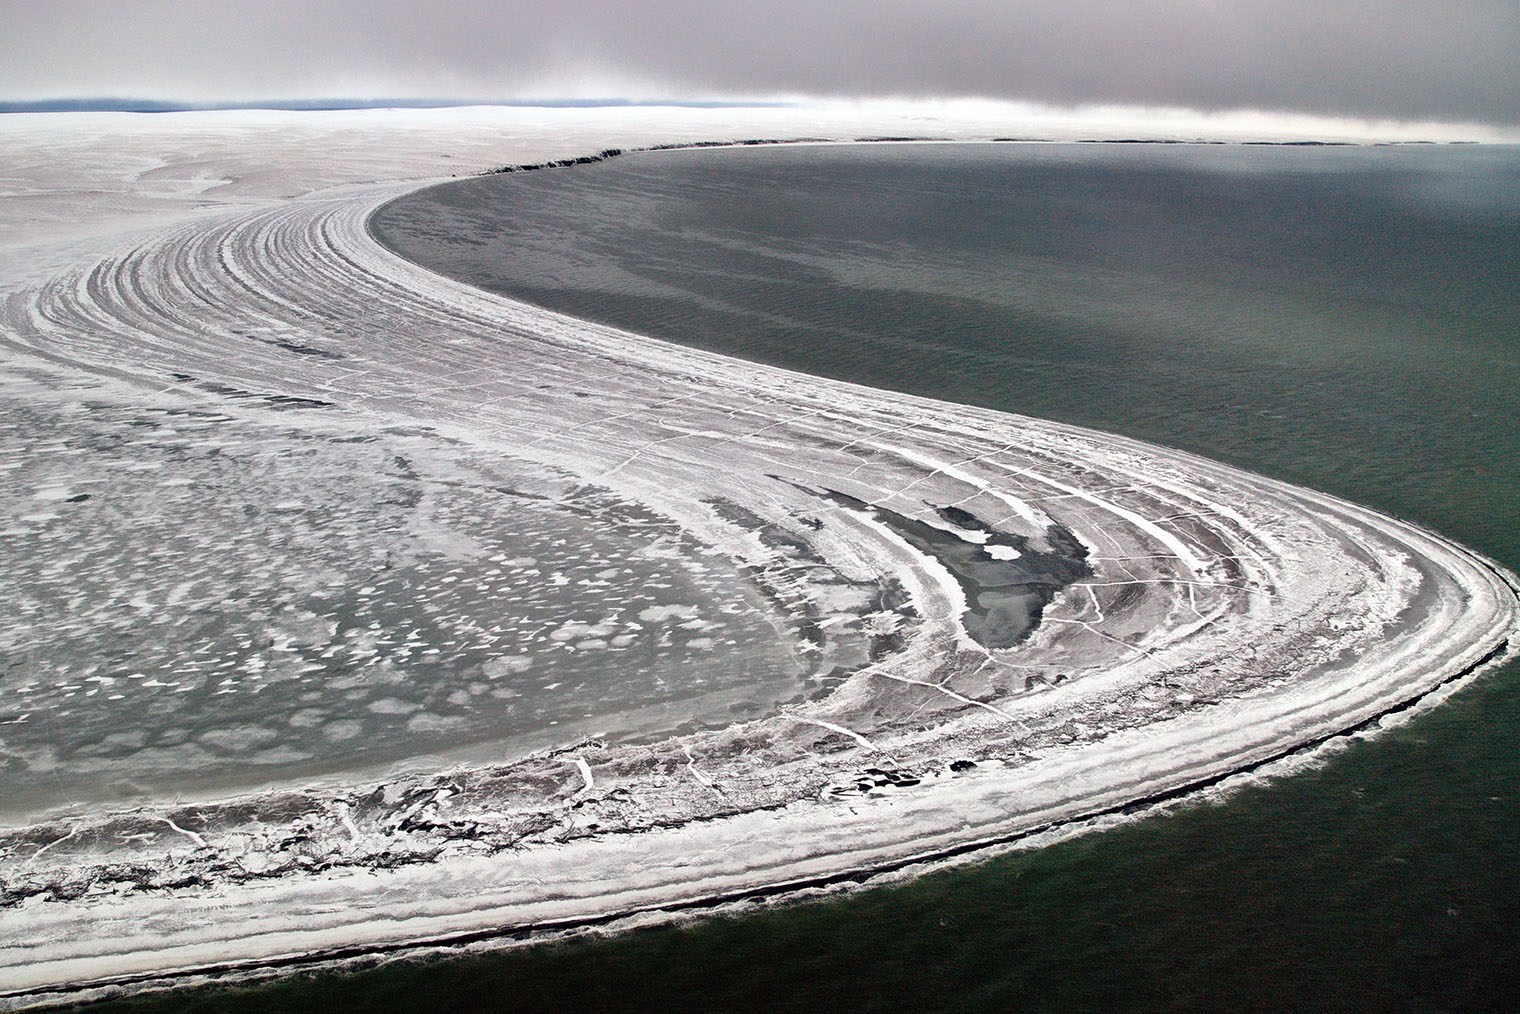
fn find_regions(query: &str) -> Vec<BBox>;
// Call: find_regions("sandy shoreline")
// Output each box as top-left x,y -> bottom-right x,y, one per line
1,105 -> 1517,1007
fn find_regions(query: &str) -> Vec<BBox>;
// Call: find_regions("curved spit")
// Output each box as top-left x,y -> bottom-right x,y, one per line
0,150 -> 1515,1002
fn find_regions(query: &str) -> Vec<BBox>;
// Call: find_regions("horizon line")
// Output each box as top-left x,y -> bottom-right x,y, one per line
0,97 -> 797,115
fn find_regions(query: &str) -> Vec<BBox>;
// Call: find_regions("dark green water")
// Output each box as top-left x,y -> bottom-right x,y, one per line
371,142 -> 1520,564
103,143 -> 1520,1011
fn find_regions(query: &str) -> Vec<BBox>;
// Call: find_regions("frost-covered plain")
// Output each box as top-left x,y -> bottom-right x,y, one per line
0,105 -> 1517,1005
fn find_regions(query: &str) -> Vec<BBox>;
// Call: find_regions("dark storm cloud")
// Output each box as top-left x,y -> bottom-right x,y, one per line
3,0 -> 1517,124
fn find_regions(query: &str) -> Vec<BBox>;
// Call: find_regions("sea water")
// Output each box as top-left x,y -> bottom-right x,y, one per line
357,141 -> 1520,1007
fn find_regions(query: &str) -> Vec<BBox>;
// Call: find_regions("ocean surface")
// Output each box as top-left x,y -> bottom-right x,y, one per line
149,142 -> 1520,1009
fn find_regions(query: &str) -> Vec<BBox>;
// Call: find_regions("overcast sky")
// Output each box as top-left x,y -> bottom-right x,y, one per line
3,0 -> 1517,124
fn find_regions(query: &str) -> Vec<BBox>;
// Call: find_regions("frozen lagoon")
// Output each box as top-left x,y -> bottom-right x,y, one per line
0,371 -> 814,821
0,105 -> 1517,1005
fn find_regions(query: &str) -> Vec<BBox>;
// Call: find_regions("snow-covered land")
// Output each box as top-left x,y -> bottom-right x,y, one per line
0,103 -> 1516,1007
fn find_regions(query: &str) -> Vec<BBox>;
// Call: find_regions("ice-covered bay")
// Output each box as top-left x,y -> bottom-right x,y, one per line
0,368 -> 812,821
0,105 -> 1516,1006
